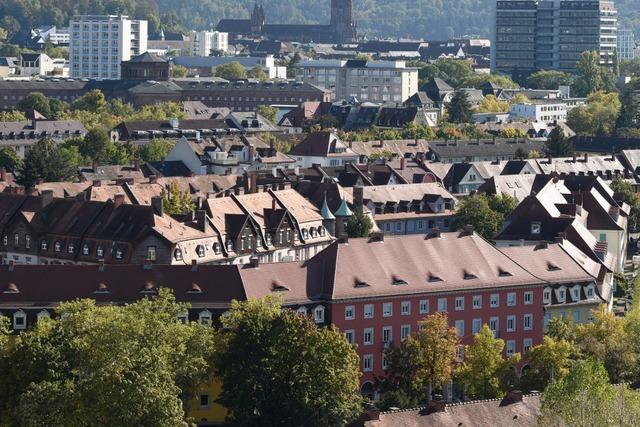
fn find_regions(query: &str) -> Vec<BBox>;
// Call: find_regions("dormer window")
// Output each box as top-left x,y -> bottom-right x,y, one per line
25,235 -> 30,249
2,235 -> 6,246
531,222 -> 541,234
82,244 -> 89,255
199,309 -> 212,325
297,306 -> 308,315
586,284 -> 595,298
572,286 -> 581,301
37,310 -> 50,322
96,245 -> 104,257
226,240 -> 233,251
302,229 -> 309,239
265,234 -> 272,245
213,242 -> 221,254
13,310 -> 26,330
314,305 -> 325,323
115,248 -> 123,260
14,233 -> 19,246
196,245 -> 205,257
174,248 -> 183,261
177,312 -> 188,324
557,287 -> 566,303
311,228 -> 317,238
67,243 -> 75,254
41,240 -> 48,250
54,241 -> 61,252
319,226 -> 325,236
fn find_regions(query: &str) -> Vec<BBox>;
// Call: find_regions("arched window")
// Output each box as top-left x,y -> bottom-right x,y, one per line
313,305 -> 325,323
174,248 -> 183,261
199,309 -> 212,325
297,306 -> 308,315
13,310 -> 27,330
37,310 -> 50,322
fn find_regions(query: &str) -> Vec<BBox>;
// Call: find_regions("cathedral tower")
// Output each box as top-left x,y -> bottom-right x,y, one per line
330,0 -> 357,44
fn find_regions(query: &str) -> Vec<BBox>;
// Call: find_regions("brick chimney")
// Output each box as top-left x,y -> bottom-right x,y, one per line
249,255 -> 260,268
353,185 -> 364,209
505,389 -> 523,404
149,174 -> 158,184
151,196 -> 164,217
113,193 -> 125,208
0,167 -> 6,182
400,157 -> 405,170
92,179 -> 102,187
41,189 -> 53,208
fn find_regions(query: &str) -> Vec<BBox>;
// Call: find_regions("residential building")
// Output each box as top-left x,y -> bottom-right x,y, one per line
172,55 -> 285,79
190,30 -> 228,56
618,26 -> 636,61
508,100 -> 568,123
345,183 -> 457,234
18,53 -> 54,76
296,59 -> 419,103
493,0 -> 617,77
288,131 -> 359,167
426,138 -> 546,163
29,26 -> 70,48
111,118 -> 231,143
70,15 -> 148,79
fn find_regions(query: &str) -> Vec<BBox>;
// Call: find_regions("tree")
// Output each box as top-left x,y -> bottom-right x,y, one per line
161,181 -> 195,215
461,73 -> 518,89
70,89 -> 106,113
544,127 -> 573,157
519,336 -> 574,392
213,61 -> 247,80
256,105 -> 277,123
172,64 -> 188,78
345,207 -> 373,237
616,88 -> 638,130
453,194 -> 503,239
0,110 -> 26,121
378,312 -> 459,406
487,193 -> 517,219
573,50 -> 615,97
526,70 -> 574,90
17,92 -> 52,117
475,95 -> 509,113
447,90 -> 473,124
538,360 -> 615,427
567,91 -> 621,136
138,138 -> 175,162
432,58 -> 473,87
0,289 -> 216,426
247,64 -> 268,81
501,128 -> 528,139
0,147 -> 22,172
17,138 -> 79,188
456,325 -> 520,399
80,128 -> 111,162
215,296 -> 362,426
610,176 -> 640,232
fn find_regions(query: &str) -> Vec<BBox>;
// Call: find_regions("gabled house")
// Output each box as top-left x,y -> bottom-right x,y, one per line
288,131 -> 359,167
443,162 -> 485,194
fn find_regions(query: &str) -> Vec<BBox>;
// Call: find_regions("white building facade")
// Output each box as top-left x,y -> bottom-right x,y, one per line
190,30 -> 228,56
70,15 -> 148,79
296,59 -> 418,103
509,101 -> 567,123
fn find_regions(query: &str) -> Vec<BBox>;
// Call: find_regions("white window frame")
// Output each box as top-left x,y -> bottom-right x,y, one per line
401,301 -> 411,315
344,305 -> 355,320
314,305 -> 325,323
489,316 -> 499,336
543,287 -> 551,304
345,329 -> 355,344
472,295 -> 482,309
506,315 -> 516,332
524,314 -> 533,331
455,296 -> 465,311
419,299 -> 429,314
363,354 -> 373,372
455,319 -> 464,337
13,310 -> 27,330
472,318 -> 482,334
524,291 -> 533,305
490,294 -> 499,308
363,328 -> 374,346
437,298 -> 447,312
523,338 -> 533,353
401,324 -> 411,341
364,304 -> 374,319
382,326 -> 392,343
198,309 -> 212,325
507,292 -> 516,307
506,340 -> 516,357
383,302 -> 393,317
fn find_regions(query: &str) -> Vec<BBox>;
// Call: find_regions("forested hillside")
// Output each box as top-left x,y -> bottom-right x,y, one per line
0,0 -> 638,43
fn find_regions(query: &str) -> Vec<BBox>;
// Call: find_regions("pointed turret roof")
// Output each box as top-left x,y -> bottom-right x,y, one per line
320,193 -> 335,220
334,196 -> 353,217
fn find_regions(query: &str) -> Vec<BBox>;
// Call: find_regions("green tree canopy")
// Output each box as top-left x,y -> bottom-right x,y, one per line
215,296 -> 362,426
17,92 -> 51,117
475,95 -> 509,113
453,194 -> 505,239
447,90 -> 473,124
256,105 -> 277,123
544,126 -> 574,157
345,207 -> 373,237
0,110 -> 26,121
0,147 -> 22,172
526,70 -> 574,90
214,61 -> 248,80
17,138 -> 79,188
567,91 -> 621,136
172,64 -> 188,78
70,89 -> 106,113
573,51 -> 616,97
0,289 -> 217,426
461,73 -> 519,89
138,138 -> 175,162
247,64 -> 268,81
161,181 -> 195,215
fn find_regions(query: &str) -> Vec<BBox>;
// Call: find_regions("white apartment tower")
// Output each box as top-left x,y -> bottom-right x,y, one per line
190,30 -> 228,56
70,15 -> 148,79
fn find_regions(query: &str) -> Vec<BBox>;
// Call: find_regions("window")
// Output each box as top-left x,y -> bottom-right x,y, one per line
557,288 -> 566,303
419,300 -> 429,314
524,291 -> 533,305
490,294 -> 499,308
363,354 -> 373,372
531,222 -> 541,234
68,243 -> 75,254
437,298 -> 447,312
363,328 -> 373,345
506,340 -> 516,357
344,305 -> 355,320
572,286 -> 580,301
345,330 -> 355,344
455,296 -> 465,311
115,248 -> 123,260
199,310 -> 212,325
37,310 -> 50,322
472,318 -> 482,334
524,314 -> 533,330
507,315 -> 516,332
54,241 -> 61,252
383,302 -> 393,317
174,248 -> 183,261
13,310 -> 26,330
196,245 -> 205,257
81,244 -> 89,255
507,292 -> 516,306
523,338 -> 533,353
364,304 -> 374,319
401,324 -> 411,340
40,240 -> 48,250
1,235 -> 5,246
199,394 -> 209,407
177,312 -> 188,324
489,317 -> 499,336
25,235 -> 30,249
455,320 -> 464,337
96,245 -> 104,257
401,301 -> 411,315
586,285 -> 594,298
543,288 -> 551,304
382,326 -> 392,343
314,306 -> 325,323
382,355 -> 390,370
473,295 -> 482,309
146,246 -> 156,261
573,310 -> 581,322
14,233 -> 19,246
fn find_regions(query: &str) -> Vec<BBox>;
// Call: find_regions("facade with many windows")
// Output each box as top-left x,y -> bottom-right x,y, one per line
70,15 -> 148,79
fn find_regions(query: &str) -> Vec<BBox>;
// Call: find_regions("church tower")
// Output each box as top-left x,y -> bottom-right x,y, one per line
250,3 -> 265,36
330,0 -> 357,44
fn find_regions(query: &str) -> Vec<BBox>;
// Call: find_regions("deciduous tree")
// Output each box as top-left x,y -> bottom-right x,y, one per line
214,61 -> 248,80
346,207 -> 373,237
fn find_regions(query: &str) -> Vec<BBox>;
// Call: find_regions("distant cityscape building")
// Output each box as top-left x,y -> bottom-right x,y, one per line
296,59 -> 418,103
216,0 -> 356,44
190,30 -> 228,56
29,26 -> 70,48
70,15 -> 148,79
493,0 -> 617,78
618,26 -> 636,61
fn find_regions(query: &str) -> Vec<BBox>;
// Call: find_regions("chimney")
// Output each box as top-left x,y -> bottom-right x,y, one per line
191,259 -> 198,271
149,174 -> 158,184
0,168 -> 6,182
8,260 -> 14,271
248,144 -> 255,161
338,233 -> 349,244
98,259 -> 105,271
195,209 -> 208,231
369,231 -> 384,242
505,389 -> 523,404
249,255 -> 259,268
113,193 -> 125,208
400,157 -> 405,170
463,224 -> 474,235
41,189 -> 53,208
554,235 -> 564,244
428,398 -> 446,413
611,150 -> 616,161
379,139 -> 384,148
348,140 -> 353,149
547,153 -> 552,164
414,137 -> 419,146
92,179 -> 102,187
583,152 -> 589,162
151,196 -> 164,217
249,173 -> 257,194
572,152 -> 576,163
79,174 -> 87,183
133,158 -> 140,171
353,185 -> 364,209
428,227 -> 441,238
271,196 -> 277,211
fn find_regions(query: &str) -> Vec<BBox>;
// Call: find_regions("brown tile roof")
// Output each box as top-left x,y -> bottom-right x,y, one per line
350,139 -> 430,158
289,131 -> 357,157
344,183 -> 456,205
